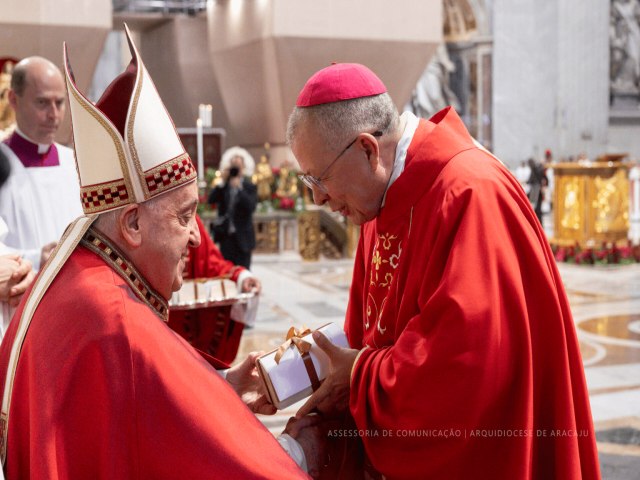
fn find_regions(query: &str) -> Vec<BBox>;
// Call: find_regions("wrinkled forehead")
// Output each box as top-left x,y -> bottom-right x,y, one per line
171,179 -> 198,205
292,113 -> 323,147
145,179 -> 198,212
291,126 -> 332,173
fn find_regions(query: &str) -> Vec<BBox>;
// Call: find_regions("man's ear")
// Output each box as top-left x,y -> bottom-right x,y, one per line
357,133 -> 380,173
118,204 -> 143,248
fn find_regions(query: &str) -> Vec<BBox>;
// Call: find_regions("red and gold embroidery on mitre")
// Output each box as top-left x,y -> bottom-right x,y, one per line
64,24 -> 196,215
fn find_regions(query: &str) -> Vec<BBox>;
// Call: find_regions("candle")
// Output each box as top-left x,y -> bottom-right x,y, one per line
196,118 -> 204,181
198,104 -> 212,127
205,104 -> 212,127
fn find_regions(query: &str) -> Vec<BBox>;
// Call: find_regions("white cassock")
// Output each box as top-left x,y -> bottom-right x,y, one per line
0,140 -> 82,269
1,217 -> 15,340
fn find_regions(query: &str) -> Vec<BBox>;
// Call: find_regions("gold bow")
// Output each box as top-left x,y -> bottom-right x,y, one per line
274,326 -> 312,364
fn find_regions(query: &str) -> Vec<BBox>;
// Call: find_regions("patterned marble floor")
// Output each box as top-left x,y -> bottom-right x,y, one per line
236,253 -> 640,477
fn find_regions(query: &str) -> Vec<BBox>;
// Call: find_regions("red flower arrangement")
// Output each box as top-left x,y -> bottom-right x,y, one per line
551,241 -> 640,265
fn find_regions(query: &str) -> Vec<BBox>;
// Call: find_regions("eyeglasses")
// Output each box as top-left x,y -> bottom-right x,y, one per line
298,130 -> 383,193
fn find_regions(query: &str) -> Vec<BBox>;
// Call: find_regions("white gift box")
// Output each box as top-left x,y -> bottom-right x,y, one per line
257,323 -> 349,410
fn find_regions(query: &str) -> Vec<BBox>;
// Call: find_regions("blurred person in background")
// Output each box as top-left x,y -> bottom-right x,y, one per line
208,154 -> 257,269
0,56 -> 81,270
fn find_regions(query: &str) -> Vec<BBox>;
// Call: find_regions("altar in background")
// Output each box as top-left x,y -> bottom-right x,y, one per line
549,158 -> 631,247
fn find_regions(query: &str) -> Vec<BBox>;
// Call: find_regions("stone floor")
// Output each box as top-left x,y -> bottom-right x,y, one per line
234,248 -> 640,478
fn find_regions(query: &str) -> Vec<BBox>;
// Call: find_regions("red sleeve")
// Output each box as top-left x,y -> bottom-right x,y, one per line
188,215 -> 244,282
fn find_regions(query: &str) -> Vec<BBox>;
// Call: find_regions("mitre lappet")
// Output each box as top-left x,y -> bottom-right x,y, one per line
64,24 -> 196,215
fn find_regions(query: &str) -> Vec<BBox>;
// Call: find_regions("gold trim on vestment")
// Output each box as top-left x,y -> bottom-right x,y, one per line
81,227 -> 168,321
350,345 -> 369,385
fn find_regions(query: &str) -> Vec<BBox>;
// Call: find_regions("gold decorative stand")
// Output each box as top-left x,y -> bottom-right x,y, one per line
345,219 -> 360,258
549,160 -> 631,247
253,211 -> 300,254
298,209 -> 321,261
202,207 -> 356,260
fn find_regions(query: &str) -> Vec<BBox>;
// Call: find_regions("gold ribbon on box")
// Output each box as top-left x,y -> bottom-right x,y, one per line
274,326 -> 321,391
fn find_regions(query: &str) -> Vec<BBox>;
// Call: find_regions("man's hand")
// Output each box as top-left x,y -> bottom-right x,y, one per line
284,415 -> 327,479
296,331 -> 359,418
0,255 -> 21,301
226,351 -> 276,415
8,258 -> 34,306
40,241 -> 57,267
0,255 -> 35,306
240,276 -> 261,294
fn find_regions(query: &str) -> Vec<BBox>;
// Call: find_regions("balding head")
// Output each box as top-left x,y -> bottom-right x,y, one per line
10,57 -> 61,95
9,56 -> 66,145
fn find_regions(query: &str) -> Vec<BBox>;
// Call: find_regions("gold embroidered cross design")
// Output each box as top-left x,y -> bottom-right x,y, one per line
366,232 -> 403,334
380,233 -> 397,250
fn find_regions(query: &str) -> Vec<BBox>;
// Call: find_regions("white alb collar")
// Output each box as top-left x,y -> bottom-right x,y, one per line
381,111 -> 420,207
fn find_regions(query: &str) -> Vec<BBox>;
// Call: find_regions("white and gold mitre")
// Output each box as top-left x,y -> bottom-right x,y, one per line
63,25 -> 196,214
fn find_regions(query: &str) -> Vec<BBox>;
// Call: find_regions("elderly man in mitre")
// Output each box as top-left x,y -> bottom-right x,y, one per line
0,27 -> 318,479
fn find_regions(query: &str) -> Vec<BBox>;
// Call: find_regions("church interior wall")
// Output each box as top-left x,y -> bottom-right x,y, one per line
608,121 -> 640,158
492,0 -> 611,167
2,1 -> 638,167
138,17 -> 236,142
206,0 -> 441,149
1,0 -> 111,28
555,0 -> 610,160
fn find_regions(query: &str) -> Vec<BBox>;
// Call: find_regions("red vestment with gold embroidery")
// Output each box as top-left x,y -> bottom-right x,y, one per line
345,107 -> 600,479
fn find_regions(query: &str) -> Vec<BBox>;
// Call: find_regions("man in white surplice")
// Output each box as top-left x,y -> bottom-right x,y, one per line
0,56 -> 82,270
0,149 -> 34,339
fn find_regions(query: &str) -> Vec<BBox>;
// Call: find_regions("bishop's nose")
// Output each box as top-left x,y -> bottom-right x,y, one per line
311,185 -> 329,206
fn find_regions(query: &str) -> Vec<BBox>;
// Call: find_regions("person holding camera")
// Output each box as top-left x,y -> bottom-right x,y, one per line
208,155 -> 257,269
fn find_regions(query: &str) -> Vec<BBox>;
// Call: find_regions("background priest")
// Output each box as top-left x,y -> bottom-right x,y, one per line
0,149 -> 35,339
286,63 -> 600,479
0,28 -> 320,478
0,56 -> 82,270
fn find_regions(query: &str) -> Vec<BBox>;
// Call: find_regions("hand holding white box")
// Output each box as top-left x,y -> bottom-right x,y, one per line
257,323 -> 349,410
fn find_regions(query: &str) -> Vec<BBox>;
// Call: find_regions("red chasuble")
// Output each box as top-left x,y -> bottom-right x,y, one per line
345,108 -> 600,479
0,227 -> 305,479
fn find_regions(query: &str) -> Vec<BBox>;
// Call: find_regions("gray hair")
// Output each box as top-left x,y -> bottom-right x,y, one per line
10,64 -> 28,97
286,93 -> 399,153
93,208 -> 119,233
